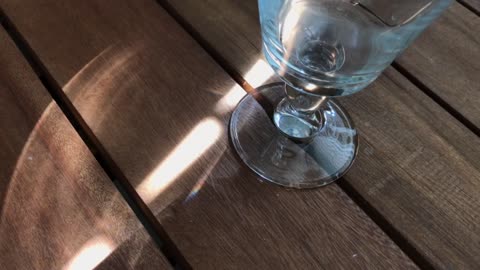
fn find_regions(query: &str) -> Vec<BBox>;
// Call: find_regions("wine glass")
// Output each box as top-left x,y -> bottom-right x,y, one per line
230,0 -> 452,188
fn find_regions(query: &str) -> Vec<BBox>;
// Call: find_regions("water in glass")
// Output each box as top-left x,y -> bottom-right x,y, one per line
260,0 -> 452,96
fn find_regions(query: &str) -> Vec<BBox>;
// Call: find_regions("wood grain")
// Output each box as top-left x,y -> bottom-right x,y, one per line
0,0 -> 418,269
397,3 -> 480,128
0,26 -> 170,269
158,0 -> 480,268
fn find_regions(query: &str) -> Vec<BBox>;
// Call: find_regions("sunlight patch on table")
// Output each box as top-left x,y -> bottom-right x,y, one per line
138,117 -> 223,203
63,236 -> 114,270
244,58 -> 275,88
215,58 -> 274,113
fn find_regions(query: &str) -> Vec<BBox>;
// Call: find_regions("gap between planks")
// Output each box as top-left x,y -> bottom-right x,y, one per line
0,8 -> 191,270
457,0 -> 480,16
392,62 -> 480,137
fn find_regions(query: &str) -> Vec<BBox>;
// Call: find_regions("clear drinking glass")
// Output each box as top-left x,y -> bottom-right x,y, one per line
230,0 -> 452,188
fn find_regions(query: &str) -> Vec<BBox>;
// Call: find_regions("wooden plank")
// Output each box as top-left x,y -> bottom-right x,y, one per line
0,27 -> 171,269
156,0 -> 480,269
0,0 -> 418,268
397,3 -> 480,128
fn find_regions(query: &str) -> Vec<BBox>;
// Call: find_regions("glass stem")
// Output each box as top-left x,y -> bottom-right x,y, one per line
273,84 -> 327,141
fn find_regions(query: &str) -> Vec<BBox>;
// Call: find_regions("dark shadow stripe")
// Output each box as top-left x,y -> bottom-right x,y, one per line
336,179 -> 436,270
0,8 -> 191,270
456,0 -> 480,17
392,62 -> 480,137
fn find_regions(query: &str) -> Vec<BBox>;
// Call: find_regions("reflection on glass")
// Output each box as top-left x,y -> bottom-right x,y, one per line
230,0 -> 452,188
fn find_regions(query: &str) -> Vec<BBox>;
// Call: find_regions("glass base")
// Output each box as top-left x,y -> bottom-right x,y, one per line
229,83 -> 358,188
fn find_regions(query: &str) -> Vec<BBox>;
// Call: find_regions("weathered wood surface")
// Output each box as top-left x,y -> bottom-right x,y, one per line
0,0 -> 418,269
0,25 -> 171,270
160,0 -> 480,268
397,3 -> 480,129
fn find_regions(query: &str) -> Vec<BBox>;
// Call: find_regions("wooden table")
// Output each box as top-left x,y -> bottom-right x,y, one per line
0,0 -> 478,269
